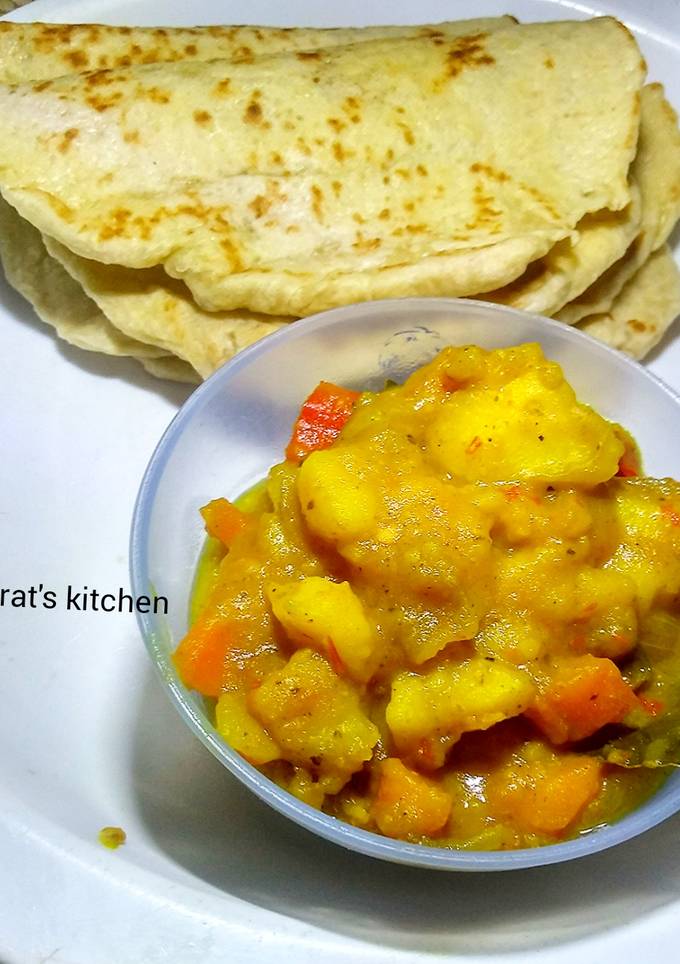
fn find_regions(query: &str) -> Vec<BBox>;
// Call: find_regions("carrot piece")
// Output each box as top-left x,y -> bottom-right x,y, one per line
526,655 -> 639,744
172,616 -> 236,697
491,751 -> 603,835
372,758 -> 452,838
199,498 -> 249,546
285,381 -> 360,462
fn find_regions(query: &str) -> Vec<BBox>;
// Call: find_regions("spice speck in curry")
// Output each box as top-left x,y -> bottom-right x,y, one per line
174,343 -> 680,849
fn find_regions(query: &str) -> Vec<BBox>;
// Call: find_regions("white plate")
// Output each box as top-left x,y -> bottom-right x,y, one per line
1,2 -> 680,962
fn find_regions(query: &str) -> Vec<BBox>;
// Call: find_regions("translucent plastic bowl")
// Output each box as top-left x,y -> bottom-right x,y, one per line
130,297 -> 680,871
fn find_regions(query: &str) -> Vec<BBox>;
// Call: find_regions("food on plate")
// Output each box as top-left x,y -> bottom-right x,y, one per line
578,245 -> 680,359
173,344 -> 680,849
0,16 -> 678,380
0,17 -> 518,84
98,826 -> 126,849
559,83 -> 680,333
0,195 -> 200,381
0,20 -> 643,312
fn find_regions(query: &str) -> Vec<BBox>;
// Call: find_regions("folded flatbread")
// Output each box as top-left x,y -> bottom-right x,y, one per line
0,17 -> 517,83
0,18 -> 644,318
577,245 -> 680,359
557,83 -> 680,326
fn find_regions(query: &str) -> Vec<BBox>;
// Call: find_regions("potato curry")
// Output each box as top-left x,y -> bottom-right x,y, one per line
174,344 -> 680,849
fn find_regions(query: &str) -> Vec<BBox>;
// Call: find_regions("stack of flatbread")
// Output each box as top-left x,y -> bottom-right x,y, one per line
0,16 -> 679,383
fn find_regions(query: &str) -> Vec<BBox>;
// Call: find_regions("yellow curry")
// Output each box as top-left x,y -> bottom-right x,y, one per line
174,343 -> 680,849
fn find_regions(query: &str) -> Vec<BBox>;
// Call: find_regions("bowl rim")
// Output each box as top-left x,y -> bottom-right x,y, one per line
130,296 -> 680,871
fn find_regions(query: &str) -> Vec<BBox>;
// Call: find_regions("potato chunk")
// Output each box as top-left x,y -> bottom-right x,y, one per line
426,368 -> 623,485
606,479 -> 680,611
249,649 -> 379,792
267,576 -> 376,680
215,692 -> 280,766
298,447 -> 377,542
387,658 -> 535,767
372,759 -> 452,838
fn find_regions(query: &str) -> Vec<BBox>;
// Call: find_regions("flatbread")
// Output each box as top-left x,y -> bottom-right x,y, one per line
557,84 -> 680,325
0,194 -> 192,371
0,19 -> 644,318
577,245 -> 680,358
0,18 -> 518,84
487,183 -> 642,315
43,235 -> 289,378
140,355 -> 200,383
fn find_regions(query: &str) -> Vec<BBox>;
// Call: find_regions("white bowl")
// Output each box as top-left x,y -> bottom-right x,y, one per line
130,298 -> 680,871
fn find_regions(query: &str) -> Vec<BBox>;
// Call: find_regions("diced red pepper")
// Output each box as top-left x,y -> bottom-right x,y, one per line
285,381 -> 360,462
616,440 -> 640,478
200,498 -> 249,546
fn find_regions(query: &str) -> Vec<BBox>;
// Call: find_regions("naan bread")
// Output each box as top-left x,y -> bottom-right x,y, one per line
43,235 -> 289,378
557,84 -> 680,325
577,245 -> 680,359
0,18 -> 518,84
0,195 -> 199,380
0,19 -> 644,318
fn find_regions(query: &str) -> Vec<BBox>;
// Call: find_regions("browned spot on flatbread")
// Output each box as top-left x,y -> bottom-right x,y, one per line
32,80 -> 53,93
86,90 -> 124,112
311,185 -> 324,222
466,183 -> 502,230
185,43 -> 198,55
353,232 -> 381,252
214,78 -> 232,96
144,86 -> 172,104
327,117 -> 346,133
46,194 -> 75,222
470,162 -> 511,183
331,180 -> 342,198
234,46 -> 254,64
416,164 -> 428,176
434,33 -> 495,89
397,123 -> 415,145
123,129 -> 140,144
244,100 -> 263,124
221,238 -> 244,272
379,208 -> 390,220
296,50 -> 321,61
544,56 -> 555,69
249,195 -> 271,219
84,70 -> 121,88
57,128 -> 79,153
63,49 -> 89,69
628,319 -> 648,332
98,207 -> 132,240
193,110 -> 213,127
333,141 -> 346,163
